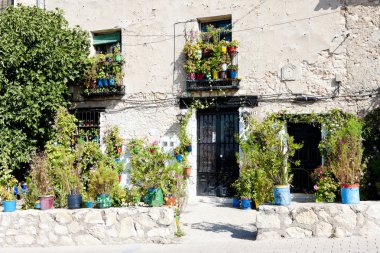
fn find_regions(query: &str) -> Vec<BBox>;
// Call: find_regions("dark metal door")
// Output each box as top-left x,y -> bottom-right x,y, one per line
197,110 -> 240,197
287,123 -> 322,193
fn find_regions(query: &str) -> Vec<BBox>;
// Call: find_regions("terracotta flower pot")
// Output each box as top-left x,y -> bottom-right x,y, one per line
184,167 -> 191,178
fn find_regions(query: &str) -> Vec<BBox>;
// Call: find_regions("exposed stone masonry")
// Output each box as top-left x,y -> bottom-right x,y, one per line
256,202 -> 380,240
0,207 -> 175,247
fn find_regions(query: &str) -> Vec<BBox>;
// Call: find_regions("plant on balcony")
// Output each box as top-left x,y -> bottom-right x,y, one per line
228,65 -> 238,79
228,40 -> 240,54
196,60 -> 211,80
184,60 -> 197,80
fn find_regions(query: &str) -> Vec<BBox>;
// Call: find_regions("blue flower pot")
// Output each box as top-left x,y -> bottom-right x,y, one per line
228,70 -> 238,79
241,198 -> 251,209
274,185 -> 291,206
35,202 -> 41,209
86,201 -> 93,208
97,78 -> 103,87
109,78 -> 115,86
185,145 -> 192,152
341,184 -> 360,204
176,155 -> 183,162
232,198 -> 240,208
102,78 -> 109,87
3,200 -> 16,212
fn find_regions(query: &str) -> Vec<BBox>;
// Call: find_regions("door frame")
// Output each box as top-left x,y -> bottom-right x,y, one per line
196,108 -> 240,197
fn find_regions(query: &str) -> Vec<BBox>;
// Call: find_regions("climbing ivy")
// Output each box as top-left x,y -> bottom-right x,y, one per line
0,5 -> 90,176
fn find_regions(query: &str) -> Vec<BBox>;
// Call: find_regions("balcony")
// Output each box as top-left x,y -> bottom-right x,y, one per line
186,78 -> 240,91
82,85 -> 125,97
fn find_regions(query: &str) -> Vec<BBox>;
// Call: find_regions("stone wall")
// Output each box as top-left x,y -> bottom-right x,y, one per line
0,207 -> 175,247
256,202 -> 380,240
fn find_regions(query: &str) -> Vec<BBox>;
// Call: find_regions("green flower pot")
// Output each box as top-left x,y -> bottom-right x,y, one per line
96,194 -> 111,209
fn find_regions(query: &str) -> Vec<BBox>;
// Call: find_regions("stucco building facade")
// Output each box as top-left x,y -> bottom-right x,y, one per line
9,0 -> 380,198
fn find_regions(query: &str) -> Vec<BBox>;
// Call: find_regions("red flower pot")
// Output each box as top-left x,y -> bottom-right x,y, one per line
117,147 -> 123,154
118,174 -> 122,182
40,196 -> 54,210
228,46 -> 237,53
165,196 -> 176,206
196,73 -> 204,80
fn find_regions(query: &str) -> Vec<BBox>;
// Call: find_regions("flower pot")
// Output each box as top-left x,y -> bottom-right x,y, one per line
196,73 -> 204,80
118,174 -> 122,182
185,145 -> 192,152
117,146 -> 123,154
3,200 -> 16,212
221,63 -> 228,71
40,196 -> 54,210
184,167 -> 191,178
86,201 -> 93,208
96,194 -> 111,209
232,197 -> 240,208
228,69 -> 238,79
102,78 -> 109,87
228,46 -> 237,53
187,73 -> 196,80
67,194 -> 82,209
109,78 -> 115,86
203,48 -> 211,58
165,196 -> 176,206
115,54 -> 122,62
97,78 -> 103,87
241,198 -> 251,210
273,185 -> 291,206
144,188 -> 164,207
341,184 -> 360,204
35,202 -> 41,209
219,71 -> 227,79
221,46 -> 227,54
212,71 -> 219,80
176,154 -> 183,162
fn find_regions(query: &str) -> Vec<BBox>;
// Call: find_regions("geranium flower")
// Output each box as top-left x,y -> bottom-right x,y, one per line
314,185 -> 318,190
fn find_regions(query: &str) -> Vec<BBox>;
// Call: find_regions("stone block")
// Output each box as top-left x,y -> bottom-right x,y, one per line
54,224 -> 68,235
74,234 -> 102,246
334,206 -> 357,230
6,229 -> 18,236
256,213 -> 281,229
286,227 -> 312,238
314,221 -> 333,237
105,211 -> 117,227
0,215 -> 11,227
48,233 -> 58,243
14,235 -> 35,246
157,208 -> 174,226
294,209 -> 318,225
36,232 -> 50,246
55,212 -> 73,224
89,225 -> 106,240
84,211 -> 104,225
147,227 -> 170,238
149,208 -> 161,221
138,214 -> 156,229
59,236 -> 75,246
366,205 -> 380,221
256,231 -> 281,240
68,221 -> 83,234
119,217 -> 137,239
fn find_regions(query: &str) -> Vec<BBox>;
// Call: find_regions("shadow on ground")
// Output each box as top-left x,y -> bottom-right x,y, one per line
190,222 -> 257,241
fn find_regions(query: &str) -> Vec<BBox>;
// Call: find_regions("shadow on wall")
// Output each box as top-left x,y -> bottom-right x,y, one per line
173,50 -> 186,94
190,222 -> 257,241
314,0 -> 342,10
358,93 -> 380,116
315,0 -> 377,10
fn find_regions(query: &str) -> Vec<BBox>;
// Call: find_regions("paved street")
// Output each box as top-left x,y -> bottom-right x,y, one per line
2,198 -> 380,253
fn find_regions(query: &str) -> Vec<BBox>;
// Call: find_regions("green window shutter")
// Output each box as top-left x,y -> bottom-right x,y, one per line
93,32 -> 121,46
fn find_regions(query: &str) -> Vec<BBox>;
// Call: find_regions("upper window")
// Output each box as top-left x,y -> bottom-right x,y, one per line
93,31 -> 121,54
200,18 -> 232,42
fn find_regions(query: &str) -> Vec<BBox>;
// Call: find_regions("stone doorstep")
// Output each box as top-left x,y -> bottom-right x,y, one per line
256,202 -> 380,240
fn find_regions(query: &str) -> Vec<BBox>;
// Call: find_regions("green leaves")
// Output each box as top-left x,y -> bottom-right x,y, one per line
0,5 -> 90,174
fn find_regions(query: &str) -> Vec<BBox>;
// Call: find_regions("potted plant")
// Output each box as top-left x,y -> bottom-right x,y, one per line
219,40 -> 228,54
183,157 -> 191,178
28,152 -> 55,210
202,43 -> 214,58
97,70 -> 106,87
0,177 -> 18,212
232,169 -> 253,209
228,40 -> 240,57
210,57 -> 221,80
67,170 -> 82,209
88,161 -> 119,209
195,60 -> 210,80
174,146 -> 183,162
327,116 -> 364,204
184,60 -> 197,80
228,65 -> 238,79
114,43 -> 122,62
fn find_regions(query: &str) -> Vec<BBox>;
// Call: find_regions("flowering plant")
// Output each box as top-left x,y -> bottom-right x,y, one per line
326,116 -> 364,185
311,166 -> 339,202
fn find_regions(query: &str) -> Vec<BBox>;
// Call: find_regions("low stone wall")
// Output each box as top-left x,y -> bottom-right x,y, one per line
0,207 -> 175,247
256,201 -> 380,240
